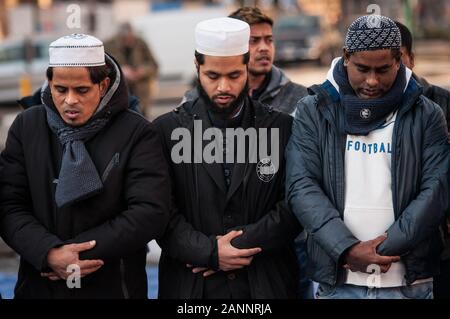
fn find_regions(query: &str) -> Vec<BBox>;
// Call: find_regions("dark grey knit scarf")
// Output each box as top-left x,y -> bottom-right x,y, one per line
45,107 -> 110,207
333,58 -> 406,135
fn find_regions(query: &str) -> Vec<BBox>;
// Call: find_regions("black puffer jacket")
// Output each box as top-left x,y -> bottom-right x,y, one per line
286,78 -> 450,286
0,56 -> 171,298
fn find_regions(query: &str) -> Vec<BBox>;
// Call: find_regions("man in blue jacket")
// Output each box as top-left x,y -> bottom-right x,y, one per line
286,15 -> 450,299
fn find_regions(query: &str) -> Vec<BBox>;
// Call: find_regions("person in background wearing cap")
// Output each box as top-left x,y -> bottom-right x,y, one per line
286,15 -> 450,299
0,34 -> 170,298
105,23 -> 159,119
394,20 -> 450,300
154,17 -> 301,299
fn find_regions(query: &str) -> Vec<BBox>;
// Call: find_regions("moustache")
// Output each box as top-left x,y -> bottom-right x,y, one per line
213,94 -> 236,99
255,55 -> 271,61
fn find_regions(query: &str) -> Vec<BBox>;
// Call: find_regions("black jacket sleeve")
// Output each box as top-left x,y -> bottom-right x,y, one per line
158,204 -> 219,268
153,114 -> 218,268
73,123 -> 171,261
0,114 -> 64,271
228,199 -> 302,254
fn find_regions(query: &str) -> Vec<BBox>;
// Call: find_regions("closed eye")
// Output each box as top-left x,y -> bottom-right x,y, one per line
54,86 -> 67,93
76,87 -> 89,94
205,72 -> 219,80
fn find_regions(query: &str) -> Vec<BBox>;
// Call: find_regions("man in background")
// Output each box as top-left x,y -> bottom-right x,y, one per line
228,6 -> 308,115
105,23 -> 159,118
395,20 -> 450,300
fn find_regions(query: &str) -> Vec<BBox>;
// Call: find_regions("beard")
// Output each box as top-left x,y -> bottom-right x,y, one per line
248,55 -> 272,76
197,79 -> 249,117
249,68 -> 271,77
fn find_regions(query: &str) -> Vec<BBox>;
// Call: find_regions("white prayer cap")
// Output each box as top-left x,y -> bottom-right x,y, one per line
195,17 -> 250,57
49,34 -> 105,67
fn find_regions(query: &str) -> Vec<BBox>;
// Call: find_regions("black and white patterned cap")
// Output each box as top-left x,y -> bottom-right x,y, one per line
345,15 -> 401,53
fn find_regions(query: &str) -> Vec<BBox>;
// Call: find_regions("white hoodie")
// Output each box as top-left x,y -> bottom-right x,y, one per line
327,58 -> 416,287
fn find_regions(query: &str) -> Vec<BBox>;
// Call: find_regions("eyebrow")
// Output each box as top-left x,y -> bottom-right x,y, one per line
204,70 -> 243,76
354,62 -> 392,70
250,35 -> 273,39
53,84 -> 90,90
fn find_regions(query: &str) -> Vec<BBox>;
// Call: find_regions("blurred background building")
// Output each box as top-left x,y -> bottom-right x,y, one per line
1,0 -> 449,40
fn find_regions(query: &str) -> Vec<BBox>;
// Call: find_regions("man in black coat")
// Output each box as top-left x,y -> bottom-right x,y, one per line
0,34 -> 170,298
154,17 -> 301,299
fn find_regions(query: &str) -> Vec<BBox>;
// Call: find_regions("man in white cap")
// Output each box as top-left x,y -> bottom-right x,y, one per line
286,15 -> 450,298
0,34 -> 170,298
154,17 -> 301,299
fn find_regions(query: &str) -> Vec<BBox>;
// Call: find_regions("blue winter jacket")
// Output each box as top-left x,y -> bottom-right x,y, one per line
286,78 -> 450,286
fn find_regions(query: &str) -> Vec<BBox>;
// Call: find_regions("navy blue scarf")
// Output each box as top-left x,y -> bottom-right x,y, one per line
45,106 -> 110,208
333,58 -> 406,135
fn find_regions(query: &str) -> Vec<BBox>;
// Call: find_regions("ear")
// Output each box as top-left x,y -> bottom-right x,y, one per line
194,58 -> 199,71
410,52 -> 415,69
342,48 -> 349,67
99,77 -> 110,97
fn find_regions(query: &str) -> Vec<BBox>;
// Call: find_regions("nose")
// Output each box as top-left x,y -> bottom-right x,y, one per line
258,40 -> 270,53
65,89 -> 79,105
217,77 -> 231,93
366,72 -> 379,88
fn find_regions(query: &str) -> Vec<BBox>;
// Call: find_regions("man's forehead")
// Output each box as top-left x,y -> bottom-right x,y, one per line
349,49 -> 396,66
250,23 -> 273,36
51,67 -> 93,83
202,54 -> 245,68
53,67 -> 89,75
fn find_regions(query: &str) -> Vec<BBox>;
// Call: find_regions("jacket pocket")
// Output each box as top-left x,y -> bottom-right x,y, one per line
102,153 -> 120,183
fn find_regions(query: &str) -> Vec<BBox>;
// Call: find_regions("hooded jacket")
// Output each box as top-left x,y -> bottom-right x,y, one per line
0,55 -> 171,298
286,58 -> 450,286
256,65 -> 308,114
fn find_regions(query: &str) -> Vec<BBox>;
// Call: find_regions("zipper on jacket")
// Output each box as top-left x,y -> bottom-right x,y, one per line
333,113 -> 347,286
391,119 -> 399,220
391,107 -> 409,220
119,258 -> 130,299
102,153 -> 120,182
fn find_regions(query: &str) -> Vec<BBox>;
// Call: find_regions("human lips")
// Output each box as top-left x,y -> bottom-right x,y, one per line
255,55 -> 271,63
214,95 -> 234,105
360,89 -> 381,98
64,109 -> 81,120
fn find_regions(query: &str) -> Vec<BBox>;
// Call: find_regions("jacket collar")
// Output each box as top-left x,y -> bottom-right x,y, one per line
259,65 -> 290,101
173,94 -> 281,198
311,58 -> 423,128
176,90 -> 280,129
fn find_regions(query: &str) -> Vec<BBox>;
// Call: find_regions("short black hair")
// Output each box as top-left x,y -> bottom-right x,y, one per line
395,21 -> 413,55
194,50 -> 250,65
46,63 -> 112,84
228,6 -> 273,26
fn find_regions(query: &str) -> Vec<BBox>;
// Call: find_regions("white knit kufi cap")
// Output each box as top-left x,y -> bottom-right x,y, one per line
195,17 -> 250,57
49,33 -> 105,67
